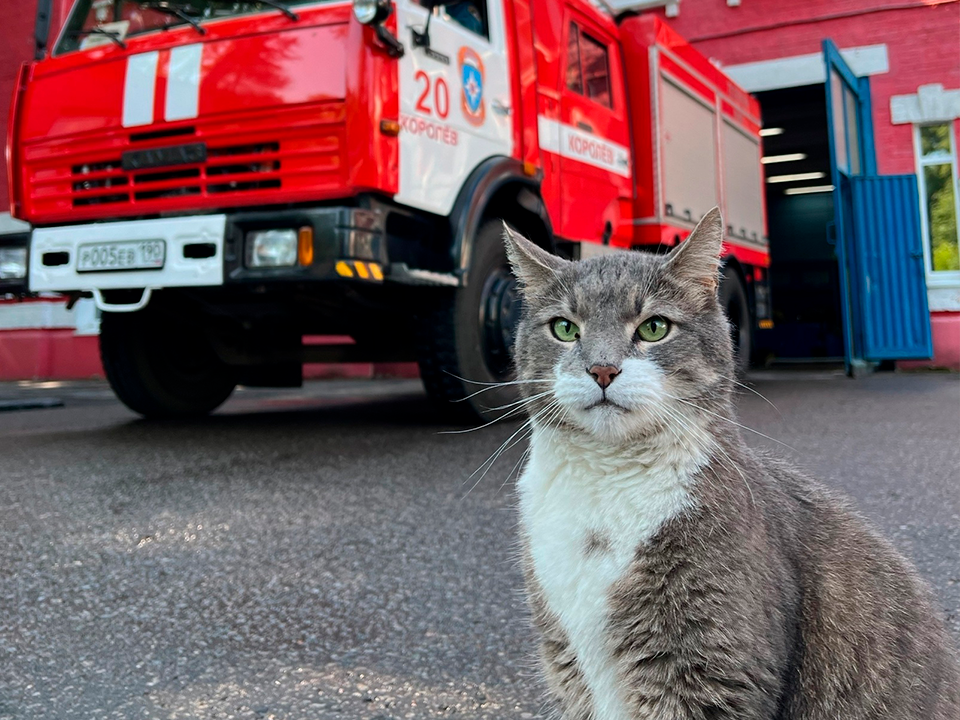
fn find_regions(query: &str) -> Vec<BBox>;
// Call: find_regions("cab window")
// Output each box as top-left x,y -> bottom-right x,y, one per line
416,0 -> 488,38
566,23 -> 583,94
57,0 -> 326,54
565,22 -> 612,109
580,31 -> 611,108
443,0 -> 488,37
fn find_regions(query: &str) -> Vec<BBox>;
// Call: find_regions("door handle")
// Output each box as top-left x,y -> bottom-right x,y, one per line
576,121 -> 594,133
491,99 -> 512,116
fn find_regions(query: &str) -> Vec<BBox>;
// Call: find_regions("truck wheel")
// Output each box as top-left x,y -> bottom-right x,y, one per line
719,265 -> 752,375
100,305 -> 236,418
417,220 -> 522,421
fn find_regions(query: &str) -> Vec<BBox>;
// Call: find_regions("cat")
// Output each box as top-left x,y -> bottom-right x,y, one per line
502,208 -> 960,720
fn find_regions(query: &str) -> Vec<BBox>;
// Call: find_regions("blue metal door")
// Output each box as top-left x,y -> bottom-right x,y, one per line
823,40 -> 932,371
850,175 -> 933,359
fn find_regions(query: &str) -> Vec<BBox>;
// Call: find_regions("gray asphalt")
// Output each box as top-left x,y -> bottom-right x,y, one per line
0,371 -> 958,719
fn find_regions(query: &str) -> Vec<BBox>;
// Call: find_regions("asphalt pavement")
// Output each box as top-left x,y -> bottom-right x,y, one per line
0,371 -> 958,719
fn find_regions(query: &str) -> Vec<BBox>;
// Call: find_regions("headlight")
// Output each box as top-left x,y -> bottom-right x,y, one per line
353,0 -> 389,24
0,247 -> 27,280
245,229 -> 298,268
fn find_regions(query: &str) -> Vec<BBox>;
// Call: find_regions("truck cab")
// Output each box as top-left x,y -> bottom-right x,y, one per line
8,0 -> 770,418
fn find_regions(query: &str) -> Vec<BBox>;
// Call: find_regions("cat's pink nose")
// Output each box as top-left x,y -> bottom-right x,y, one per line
588,365 -> 621,389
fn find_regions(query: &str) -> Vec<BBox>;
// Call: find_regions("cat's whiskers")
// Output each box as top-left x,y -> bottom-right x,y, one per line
478,390 -> 555,414
649,399 -> 756,507
441,371 -> 552,388
440,391 -> 552,435
463,398 -> 561,498
717,373 -> 783,419
662,391 -> 798,454
501,443 -> 533,492
456,380 -> 552,401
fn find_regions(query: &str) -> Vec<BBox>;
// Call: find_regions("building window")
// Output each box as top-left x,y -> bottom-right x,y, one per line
915,123 -> 960,273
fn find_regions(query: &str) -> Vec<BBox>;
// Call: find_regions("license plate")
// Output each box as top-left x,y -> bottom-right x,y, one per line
77,240 -> 165,273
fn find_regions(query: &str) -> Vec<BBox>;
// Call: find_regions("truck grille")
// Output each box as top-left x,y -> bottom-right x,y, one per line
22,104 -> 345,222
69,141 -> 281,207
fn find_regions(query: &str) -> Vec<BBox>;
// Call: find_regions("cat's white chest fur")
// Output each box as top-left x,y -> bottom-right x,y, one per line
519,428 -> 705,720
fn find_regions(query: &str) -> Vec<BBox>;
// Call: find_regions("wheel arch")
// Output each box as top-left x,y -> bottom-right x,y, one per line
449,156 -> 553,285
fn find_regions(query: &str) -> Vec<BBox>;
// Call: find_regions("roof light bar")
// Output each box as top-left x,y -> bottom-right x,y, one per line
766,172 -> 826,184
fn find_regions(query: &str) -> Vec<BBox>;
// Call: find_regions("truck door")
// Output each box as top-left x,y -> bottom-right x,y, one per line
553,12 -> 631,245
394,0 -> 514,217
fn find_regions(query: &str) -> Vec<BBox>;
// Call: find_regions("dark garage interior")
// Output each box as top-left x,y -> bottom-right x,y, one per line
755,84 -> 844,362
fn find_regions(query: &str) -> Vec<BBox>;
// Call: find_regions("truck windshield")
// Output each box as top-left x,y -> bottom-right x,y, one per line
56,0 -> 318,55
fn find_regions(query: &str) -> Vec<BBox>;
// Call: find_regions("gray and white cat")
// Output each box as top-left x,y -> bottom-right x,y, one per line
503,208 -> 960,720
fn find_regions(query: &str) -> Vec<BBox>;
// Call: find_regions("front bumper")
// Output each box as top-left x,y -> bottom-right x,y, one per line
28,207 -> 392,301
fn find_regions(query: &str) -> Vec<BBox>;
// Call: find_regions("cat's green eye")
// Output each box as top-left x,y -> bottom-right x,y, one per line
551,318 -> 581,342
636,316 -> 671,342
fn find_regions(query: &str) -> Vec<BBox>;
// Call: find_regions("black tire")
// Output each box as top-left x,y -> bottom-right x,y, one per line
100,302 -> 236,418
719,265 -> 752,375
417,220 -> 522,421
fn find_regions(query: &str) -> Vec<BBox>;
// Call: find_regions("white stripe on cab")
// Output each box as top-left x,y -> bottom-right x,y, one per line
122,51 -> 159,127
165,44 -> 203,122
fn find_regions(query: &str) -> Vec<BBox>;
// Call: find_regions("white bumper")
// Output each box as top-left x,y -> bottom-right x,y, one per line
29,214 -> 227,293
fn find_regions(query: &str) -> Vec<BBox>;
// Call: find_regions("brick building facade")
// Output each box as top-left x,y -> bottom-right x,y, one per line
657,0 -> 960,368
1,0 -> 958,375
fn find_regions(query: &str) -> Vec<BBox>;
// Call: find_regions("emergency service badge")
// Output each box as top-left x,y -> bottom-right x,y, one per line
458,47 -> 485,127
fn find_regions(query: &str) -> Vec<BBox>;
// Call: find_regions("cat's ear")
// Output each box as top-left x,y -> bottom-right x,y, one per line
665,207 -> 723,292
503,222 -> 570,295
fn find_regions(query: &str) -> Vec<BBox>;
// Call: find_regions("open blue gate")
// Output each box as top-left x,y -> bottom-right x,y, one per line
822,40 -> 933,372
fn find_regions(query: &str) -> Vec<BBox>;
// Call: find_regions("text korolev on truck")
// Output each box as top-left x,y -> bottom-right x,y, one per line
8,0 -> 772,418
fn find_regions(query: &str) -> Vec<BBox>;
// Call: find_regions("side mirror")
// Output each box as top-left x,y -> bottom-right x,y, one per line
353,0 -> 392,25
353,0 -> 405,57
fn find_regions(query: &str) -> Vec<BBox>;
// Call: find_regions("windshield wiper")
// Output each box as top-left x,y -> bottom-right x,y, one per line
66,28 -> 128,49
135,1 -> 206,35
250,0 -> 299,21
206,0 -> 299,21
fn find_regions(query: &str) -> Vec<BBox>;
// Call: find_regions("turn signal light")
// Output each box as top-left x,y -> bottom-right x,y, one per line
380,119 -> 401,136
298,226 -> 314,266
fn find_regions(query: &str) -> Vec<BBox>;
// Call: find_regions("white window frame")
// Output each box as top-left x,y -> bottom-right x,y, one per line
913,121 -> 960,287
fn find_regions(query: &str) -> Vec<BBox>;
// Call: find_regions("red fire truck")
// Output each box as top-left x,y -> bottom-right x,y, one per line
8,0 -> 771,418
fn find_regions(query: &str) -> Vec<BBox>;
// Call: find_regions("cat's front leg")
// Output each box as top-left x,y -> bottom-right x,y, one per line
607,558 -> 785,719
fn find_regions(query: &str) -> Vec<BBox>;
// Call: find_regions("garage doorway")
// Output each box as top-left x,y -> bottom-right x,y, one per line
754,84 -> 844,362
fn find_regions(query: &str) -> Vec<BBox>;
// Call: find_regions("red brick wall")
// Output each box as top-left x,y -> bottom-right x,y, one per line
656,0 -> 960,176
